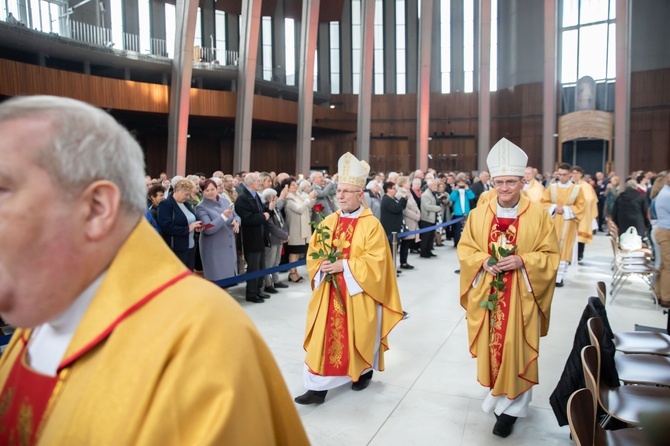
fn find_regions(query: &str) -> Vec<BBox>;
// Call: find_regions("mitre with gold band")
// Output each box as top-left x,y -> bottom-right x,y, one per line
486,138 -> 528,178
338,152 -> 370,188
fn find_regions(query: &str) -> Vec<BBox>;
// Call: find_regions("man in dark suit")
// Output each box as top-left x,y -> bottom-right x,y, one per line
470,171 -> 490,208
235,173 -> 271,303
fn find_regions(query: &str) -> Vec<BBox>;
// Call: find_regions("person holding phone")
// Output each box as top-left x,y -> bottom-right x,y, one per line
196,179 -> 241,282
157,178 -> 202,271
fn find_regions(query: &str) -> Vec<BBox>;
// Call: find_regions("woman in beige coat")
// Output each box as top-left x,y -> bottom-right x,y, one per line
282,177 -> 317,282
396,176 -> 421,268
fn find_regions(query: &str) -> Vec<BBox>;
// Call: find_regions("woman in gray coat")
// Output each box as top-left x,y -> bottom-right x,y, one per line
196,179 -> 241,282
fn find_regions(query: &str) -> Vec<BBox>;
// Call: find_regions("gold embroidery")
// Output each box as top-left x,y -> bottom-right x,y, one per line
18,400 -> 32,446
0,387 -> 14,418
328,315 -> 345,367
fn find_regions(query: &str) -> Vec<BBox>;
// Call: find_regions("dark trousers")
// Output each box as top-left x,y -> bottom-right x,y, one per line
174,247 -> 195,271
419,220 -> 435,256
244,250 -> 265,297
452,218 -> 464,247
399,238 -> 412,264
578,242 -> 585,260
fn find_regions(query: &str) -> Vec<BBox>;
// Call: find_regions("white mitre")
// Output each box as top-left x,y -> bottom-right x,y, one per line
338,152 -> 370,188
486,138 -> 528,178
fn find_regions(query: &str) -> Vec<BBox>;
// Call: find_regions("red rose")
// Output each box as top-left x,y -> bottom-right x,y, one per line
496,221 -> 510,233
313,204 -> 324,213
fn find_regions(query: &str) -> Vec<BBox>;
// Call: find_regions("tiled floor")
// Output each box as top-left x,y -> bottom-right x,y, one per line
226,233 -> 667,445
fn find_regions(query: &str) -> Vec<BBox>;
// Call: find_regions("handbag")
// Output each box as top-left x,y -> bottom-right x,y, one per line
619,226 -> 642,251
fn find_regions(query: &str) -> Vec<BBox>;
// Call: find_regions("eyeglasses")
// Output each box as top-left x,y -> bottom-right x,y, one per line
492,179 -> 520,188
336,189 -> 362,196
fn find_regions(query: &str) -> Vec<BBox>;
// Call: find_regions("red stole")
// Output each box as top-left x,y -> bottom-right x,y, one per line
322,215 -> 358,376
487,217 -> 519,387
0,340 -> 61,445
0,270 -> 191,445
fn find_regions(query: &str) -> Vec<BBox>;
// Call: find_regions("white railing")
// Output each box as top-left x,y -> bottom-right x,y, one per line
123,32 -> 140,52
69,19 -> 112,48
194,46 -> 239,66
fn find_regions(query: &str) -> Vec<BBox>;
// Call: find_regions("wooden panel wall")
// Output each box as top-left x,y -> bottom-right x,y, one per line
629,68 -> 670,171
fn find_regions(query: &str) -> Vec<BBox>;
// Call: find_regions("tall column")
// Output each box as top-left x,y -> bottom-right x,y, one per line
341,1 -> 353,93
166,0 -> 198,176
415,0 -> 433,171
406,0 -> 418,94
478,0 -> 491,171
202,0 -> 215,50
614,0 -> 630,177
357,0 -> 375,161
383,0 -> 396,94
542,0 -> 557,175
451,0 -> 464,92
273,1 -> 287,84
318,22 -> 331,93
296,0 -> 321,175
233,0 -> 262,173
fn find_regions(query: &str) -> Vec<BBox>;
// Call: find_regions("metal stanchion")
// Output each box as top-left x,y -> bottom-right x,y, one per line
391,232 -> 398,271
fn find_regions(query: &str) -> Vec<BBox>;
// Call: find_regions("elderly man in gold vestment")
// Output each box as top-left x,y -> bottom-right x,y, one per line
295,152 -> 404,405
0,96 -> 308,445
458,138 -> 559,438
540,162 -> 587,286
523,166 -> 545,203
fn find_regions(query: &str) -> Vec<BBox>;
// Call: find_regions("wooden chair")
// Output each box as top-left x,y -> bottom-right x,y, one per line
597,281 -> 607,306
568,388 -> 647,446
581,345 -> 670,426
587,317 -> 670,387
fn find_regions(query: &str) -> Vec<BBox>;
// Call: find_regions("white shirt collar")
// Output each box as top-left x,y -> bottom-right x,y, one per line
341,206 -> 364,218
496,200 -> 519,218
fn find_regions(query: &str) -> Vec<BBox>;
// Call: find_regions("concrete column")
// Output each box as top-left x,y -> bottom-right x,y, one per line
614,0 -> 630,177
227,11 -> 240,51
383,0 -> 396,94
318,22 -> 331,92
296,0 -> 321,175
451,0 -> 464,92
430,0 -> 441,93
273,1 -> 287,84
340,1 -> 352,93
233,0 -> 262,173
166,0 -> 198,177
542,0 -> 557,175
124,0 -> 140,35
416,0 -> 433,171
357,0 -> 375,161
151,0 -> 166,42
406,0 -> 418,94
202,0 -> 215,50
478,0 -> 491,171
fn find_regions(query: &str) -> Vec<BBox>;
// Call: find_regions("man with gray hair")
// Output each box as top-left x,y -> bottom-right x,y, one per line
0,96 -> 308,444
310,170 -> 338,221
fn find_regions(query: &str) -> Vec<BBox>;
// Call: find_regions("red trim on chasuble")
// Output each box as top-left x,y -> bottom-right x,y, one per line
487,217 -> 520,388
322,216 -> 358,376
0,343 -> 60,445
58,270 -> 192,371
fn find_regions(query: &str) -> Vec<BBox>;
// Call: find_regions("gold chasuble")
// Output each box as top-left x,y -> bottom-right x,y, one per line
540,183 -> 586,262
458,196 -> 559,399
0,220 -> 308,446
523,179 -> 545,204
304,208 -> 404,381
576,180 -> 598,245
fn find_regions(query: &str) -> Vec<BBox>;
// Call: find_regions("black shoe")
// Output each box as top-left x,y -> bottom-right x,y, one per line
246,296 -> 265,303
396,270 -> 402,274
578,256 -> 583,262
429,253 -> 437,257
555,280 -> 564,287
352,371 -> 373,391
492,414 -> 517,438
258,292 -> 271,299
264,286 -> 278,294
274,282 -> 289,289
410,249 -> 420,254
402,311 -> 410,320
419,254 -> 432,258
454,269 -> 460,274
294,390 -> 327,405
400,264 -> 414,270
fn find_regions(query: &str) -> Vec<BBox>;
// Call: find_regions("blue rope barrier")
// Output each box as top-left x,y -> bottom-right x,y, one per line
213,216 -> 465,288
0,334 -> 12,347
